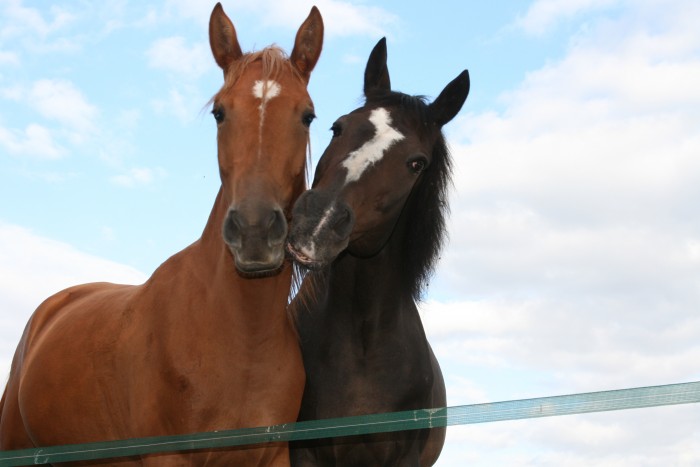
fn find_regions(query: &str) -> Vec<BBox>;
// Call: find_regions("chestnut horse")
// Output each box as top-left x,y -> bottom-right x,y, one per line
287,38 -> 469,466
0,3 -> 323,465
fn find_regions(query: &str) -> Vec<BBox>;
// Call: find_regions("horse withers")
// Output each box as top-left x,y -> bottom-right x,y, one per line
287,38 -> 469,466
0,3 -> 323,466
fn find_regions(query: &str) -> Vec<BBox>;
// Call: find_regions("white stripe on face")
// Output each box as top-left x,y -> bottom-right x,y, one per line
342,107 -> 405,184
312,205 -> 335,239
251,80 -> 282,157
296,205 -> 334,262
252,80 -> 281,103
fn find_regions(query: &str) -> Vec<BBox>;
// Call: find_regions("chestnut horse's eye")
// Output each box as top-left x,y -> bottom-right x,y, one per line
330,121 -> 342,138
212,106 -> 225,124
407,157 -> 428,174
302,111 -> 316,128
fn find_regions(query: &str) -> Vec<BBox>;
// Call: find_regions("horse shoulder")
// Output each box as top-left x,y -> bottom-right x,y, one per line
0,282 -> 138,447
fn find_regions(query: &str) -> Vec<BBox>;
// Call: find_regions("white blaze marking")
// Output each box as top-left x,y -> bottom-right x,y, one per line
251,80 -> 281,158
342,107 -> 404,184
297,206 -> 334,261
312,206 -> 335,239
252,80 -> 281,103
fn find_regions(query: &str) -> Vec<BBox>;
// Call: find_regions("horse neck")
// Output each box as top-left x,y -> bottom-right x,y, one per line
199,186 -> 229,258
324,211 -> 417,338
190,187 -> 293,327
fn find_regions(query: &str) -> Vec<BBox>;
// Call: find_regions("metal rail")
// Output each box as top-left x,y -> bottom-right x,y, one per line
1,380 -> 698,466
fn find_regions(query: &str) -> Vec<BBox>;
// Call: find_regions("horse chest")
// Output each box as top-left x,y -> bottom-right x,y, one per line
140,321 -> 304,429
305,330 -> 433,419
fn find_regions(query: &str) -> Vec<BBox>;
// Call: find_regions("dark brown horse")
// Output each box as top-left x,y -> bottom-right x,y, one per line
287,38 -> 469,466
0,3 -> 323,465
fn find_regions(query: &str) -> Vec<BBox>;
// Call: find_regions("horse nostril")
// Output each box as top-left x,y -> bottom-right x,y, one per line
223,210 -> 243,248
224,205 -> 287,252
265,210 -> 276,229
331,205 -> 354,239
267,209 -> 288,247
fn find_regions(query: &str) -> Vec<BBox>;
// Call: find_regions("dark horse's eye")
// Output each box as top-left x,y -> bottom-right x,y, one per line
302,111 -> 316,128
408,157 -> 428,174
212,106 -> 225,124
330,121 -> 342,138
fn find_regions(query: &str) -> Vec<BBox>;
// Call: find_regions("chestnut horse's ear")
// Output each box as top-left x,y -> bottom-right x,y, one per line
209,2 -> 243,72
364,37 -> 391,97
428,70 -> 470,127
291,6 -> 324,83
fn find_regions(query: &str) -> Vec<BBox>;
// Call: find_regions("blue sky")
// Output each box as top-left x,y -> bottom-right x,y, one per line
2,0 -> 700,465
0,0 -> 566,273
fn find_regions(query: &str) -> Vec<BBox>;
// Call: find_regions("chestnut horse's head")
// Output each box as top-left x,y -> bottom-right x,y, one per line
287,38 -> 469,293
208,3 -> 323,277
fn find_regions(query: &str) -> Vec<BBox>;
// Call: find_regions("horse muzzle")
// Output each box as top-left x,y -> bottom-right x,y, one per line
287,190 -> 354,268
223,204 -> 287,277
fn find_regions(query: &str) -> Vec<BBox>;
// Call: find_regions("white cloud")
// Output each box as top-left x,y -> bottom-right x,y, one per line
165,0 -> 397,38
1,79 -> 100,155
419,2 -> 700,464
441,3 -> 700,293
515,0 -> 620,35
269,0 -> 398,38
0,49 -> 19,65
162,0 -> 211,25
150,86 -> 199,123
0,123 -> 64,158
341,53 -> 363,65
110,166 -> 166,187
0,222 -> 146,378
115,108 -> 142,132
100,226 -> 116,242
0,1 -> 79,53
146,36 -> 211,79
441,407 -> 700,466
0,1 -> 74,37
29,79 -> 99,137
0,83 -> 23,100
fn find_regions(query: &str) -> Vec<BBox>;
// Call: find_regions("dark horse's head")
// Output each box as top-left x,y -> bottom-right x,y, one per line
287,38 -> 469,298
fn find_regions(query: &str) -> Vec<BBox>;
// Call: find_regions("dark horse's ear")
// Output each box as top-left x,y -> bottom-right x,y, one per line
428,70 -> 470,127
364,37 -> 391,97
209,3 -> 243,72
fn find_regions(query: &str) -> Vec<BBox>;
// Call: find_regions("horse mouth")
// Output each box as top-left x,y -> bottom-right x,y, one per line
235,262 -> 285,279
231,251 -> 286,279
286,243 -> 324,271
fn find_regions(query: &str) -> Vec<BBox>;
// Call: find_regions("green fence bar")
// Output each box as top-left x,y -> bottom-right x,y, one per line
1,381 -> 699,466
